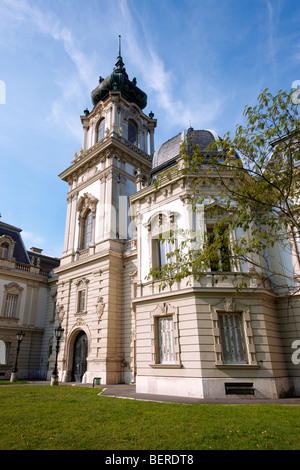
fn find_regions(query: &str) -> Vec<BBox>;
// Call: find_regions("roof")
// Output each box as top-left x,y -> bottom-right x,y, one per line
152,128 -> 220,170
0,221 -> 60,271
0,221 -> 30,264
27,250 -> 60,271
91,54 -> 147,110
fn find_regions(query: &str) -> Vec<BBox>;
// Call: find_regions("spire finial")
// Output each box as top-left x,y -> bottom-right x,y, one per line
115,35 -> 125,71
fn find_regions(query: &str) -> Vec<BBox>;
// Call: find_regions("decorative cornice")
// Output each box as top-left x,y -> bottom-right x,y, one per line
59,135 -> 152,183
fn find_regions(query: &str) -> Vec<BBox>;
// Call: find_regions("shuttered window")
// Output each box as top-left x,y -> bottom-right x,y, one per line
158,316 -> 175,364
4,294 -> 18,318
219,314 -> 248,364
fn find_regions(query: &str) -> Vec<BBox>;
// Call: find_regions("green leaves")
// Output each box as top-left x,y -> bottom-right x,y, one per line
148,88 -> 300,293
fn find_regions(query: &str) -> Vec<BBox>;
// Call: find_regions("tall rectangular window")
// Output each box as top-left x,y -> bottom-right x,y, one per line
77,290 -> 86,313
97,118 -> 105,142
158,316 -> 175,364
128,120 -> 137,145
219,314 -> 248,364
82,211 -> 92,250
152,239 -> 173,269
207,227 -> 231,272
4,294 -> 18,318
0,341 -> 10,365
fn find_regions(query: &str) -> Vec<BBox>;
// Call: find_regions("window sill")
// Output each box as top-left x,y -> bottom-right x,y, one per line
150,363 -> 183,369
215,363 -> 259,370
0,316 -> 19,323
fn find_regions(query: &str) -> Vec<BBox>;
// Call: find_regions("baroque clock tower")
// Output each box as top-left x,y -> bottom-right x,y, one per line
49,39 -> 156,384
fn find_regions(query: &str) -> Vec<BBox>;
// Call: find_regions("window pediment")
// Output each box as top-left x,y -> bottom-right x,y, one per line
77,193 -> 98,217
146,211 -> 177,239
4,282 -> 24,295
205,202 -> 227,220
74,278 -> 90,287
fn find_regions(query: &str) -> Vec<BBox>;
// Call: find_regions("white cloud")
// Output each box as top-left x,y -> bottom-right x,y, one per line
3,0 -> 95,140
117,0 -> 225,131
3,0 -> 224,138
22,231 -> 45,248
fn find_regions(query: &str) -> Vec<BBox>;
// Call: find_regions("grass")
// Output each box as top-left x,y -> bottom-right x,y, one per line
0,385 -> 300,450
0,380 -> 28,385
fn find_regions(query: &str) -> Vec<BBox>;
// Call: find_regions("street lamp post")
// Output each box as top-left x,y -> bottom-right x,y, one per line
50,324 -> 64,386
10,331 -> 25,383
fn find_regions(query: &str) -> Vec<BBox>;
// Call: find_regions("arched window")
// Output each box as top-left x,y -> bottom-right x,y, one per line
76,193 -> 98,254
72,331 -> 88,382
97,118 -> 105,142
128,119 -> 138,145
81,210 -> 92,250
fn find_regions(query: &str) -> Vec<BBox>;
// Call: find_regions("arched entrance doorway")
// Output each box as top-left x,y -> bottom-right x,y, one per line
72,331 -> 88,382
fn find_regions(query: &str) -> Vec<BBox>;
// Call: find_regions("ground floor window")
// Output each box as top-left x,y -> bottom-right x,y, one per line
157,316 -> 175,364
0,340 -> 10,364
150,303 -> 181,368
219,313 -> 248,364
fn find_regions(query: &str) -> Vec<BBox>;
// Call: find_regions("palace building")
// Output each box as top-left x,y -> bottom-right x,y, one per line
0,221 -> 59,380
1,46 -> 300,399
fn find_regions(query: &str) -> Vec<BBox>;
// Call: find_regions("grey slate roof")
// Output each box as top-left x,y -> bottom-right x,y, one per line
27,250 -> 60,271
153,128 -> 219,169
0,221 -> 60,271
0,221 -> 30,264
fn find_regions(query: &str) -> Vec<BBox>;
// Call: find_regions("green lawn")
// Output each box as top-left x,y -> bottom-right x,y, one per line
0,385 -> 299,450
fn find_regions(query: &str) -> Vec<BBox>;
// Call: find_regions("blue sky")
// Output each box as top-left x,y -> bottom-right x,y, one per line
0,0 -> 300,257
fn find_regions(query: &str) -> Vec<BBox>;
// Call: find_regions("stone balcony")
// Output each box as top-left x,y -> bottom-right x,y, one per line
136,270 -> 270,300
0,259 -> 50,278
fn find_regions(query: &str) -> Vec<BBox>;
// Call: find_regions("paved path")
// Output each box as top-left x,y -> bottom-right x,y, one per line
98,384 -> 300,405
24,381 -> 300,405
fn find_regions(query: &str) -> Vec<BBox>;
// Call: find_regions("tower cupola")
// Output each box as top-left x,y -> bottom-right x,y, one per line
79,36 -> 156,156
91,36 -> 147,110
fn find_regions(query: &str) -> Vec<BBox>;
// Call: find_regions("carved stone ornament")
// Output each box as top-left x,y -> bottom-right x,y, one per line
57,304 -> 65,322
95,296 -> 105,320
74,317 -> 85,327
223,298 -> 234,312
77,193 -> 98,217
82,167 -> 98,182
4,282 -> 23,295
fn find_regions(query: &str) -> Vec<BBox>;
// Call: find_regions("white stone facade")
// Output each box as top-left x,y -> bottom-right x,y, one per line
3,52 -> 299,401
45,55 -> 300,400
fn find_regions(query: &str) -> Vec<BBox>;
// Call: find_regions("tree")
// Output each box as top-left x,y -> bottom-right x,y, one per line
148,88 -> 300,293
